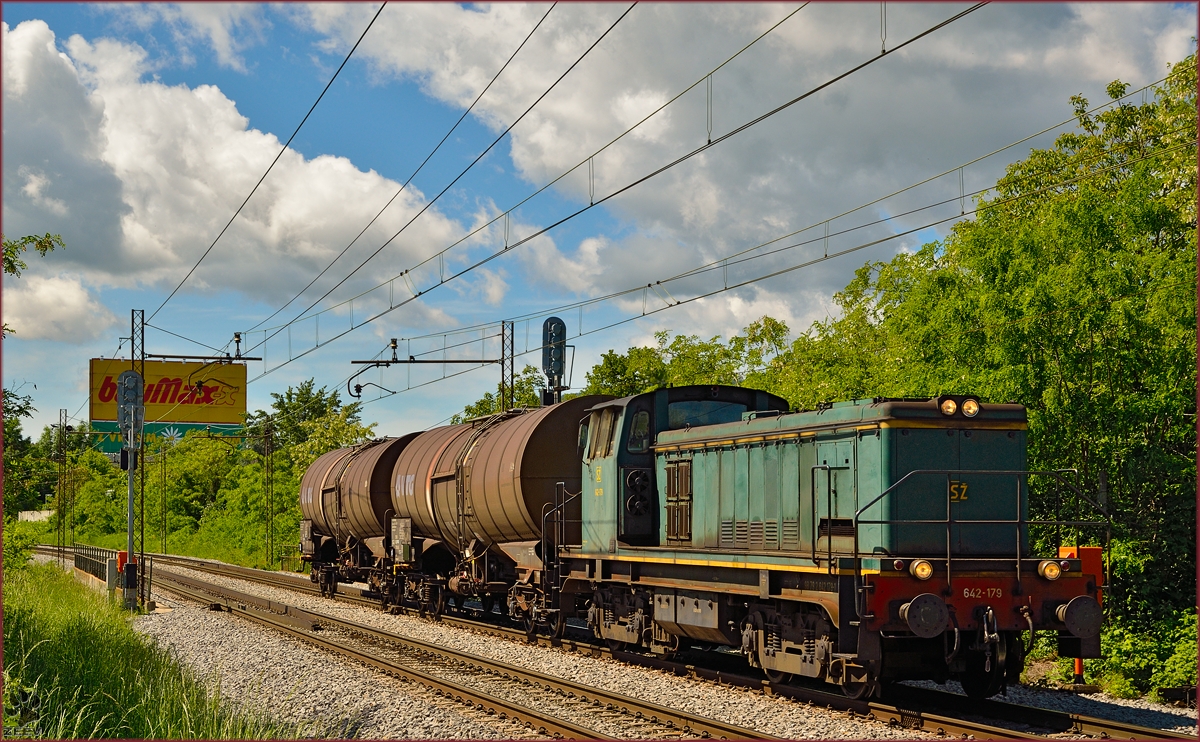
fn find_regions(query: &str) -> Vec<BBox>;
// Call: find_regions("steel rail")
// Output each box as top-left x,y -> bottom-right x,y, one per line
40,547 -> 1192,740
151,569 -> 610,740
151,567 -> 778,740
884,685 -> 1194,740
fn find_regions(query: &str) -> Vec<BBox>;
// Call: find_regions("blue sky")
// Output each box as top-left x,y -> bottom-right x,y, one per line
3,2 -> 1195,438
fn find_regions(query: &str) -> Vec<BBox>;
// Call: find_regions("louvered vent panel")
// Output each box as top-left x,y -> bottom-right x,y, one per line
782,520 -> 800,549
749,521 -> 765,549
765,520 -> 779,550
720,520 -> 735,548
735,520 -> 749,548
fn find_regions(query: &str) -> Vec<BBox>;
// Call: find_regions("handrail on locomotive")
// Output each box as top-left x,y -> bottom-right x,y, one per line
847,468 -> 1111,621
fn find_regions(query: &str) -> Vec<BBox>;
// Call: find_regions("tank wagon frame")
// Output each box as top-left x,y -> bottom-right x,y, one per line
299,385 -> 1108,699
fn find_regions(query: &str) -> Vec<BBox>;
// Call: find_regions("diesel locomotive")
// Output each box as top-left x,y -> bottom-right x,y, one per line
299,385 -> 1106,699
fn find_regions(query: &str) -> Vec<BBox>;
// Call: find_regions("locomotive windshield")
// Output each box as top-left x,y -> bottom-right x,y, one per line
587,407 -> 618,459
668,400 -> 747,428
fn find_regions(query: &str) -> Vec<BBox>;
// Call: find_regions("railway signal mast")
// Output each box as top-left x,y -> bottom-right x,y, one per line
541,317 -> 567,406
116,368 -> 143,610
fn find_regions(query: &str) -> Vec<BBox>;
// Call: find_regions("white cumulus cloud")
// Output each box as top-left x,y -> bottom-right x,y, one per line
3,273 -> 117,342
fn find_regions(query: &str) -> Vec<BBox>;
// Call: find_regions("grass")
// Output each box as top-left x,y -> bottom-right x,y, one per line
2,562 -> 302,739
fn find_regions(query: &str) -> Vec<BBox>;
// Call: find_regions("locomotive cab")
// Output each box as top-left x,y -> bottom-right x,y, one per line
579,386 -> 789,550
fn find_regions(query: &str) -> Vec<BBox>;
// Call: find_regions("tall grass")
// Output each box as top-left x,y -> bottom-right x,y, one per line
3,563 -> 300,738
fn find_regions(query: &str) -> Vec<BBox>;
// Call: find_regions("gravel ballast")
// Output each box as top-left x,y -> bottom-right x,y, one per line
139,566 -> 934,739
133,561 -> 1195,739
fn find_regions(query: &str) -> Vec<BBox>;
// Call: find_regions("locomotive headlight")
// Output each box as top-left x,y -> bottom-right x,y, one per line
1038,560 -> 1063,580
940,398 -> 957,416
961,399 -> 980,417
910,559 -> 934,580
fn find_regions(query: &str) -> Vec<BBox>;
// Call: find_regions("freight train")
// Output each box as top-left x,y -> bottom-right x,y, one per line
299,385 -> 1106,699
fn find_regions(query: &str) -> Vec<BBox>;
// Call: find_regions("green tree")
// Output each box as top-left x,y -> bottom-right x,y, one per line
246,379 -> 362,450
2,232 -> 63,338
451,366 -> 545,423
289,406 -> 378,471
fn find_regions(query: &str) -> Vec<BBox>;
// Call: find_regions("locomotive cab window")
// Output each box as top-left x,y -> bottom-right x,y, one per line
588,407 -> 618,459
577,416 -> 590,457
626,410 -> 651,453
668,400 -> 748,429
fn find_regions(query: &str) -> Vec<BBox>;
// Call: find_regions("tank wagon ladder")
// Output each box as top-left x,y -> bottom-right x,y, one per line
539,481 -> 581,639
452,410 -> 522,557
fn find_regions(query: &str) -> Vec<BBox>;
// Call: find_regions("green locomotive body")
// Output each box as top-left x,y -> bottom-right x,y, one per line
563,386 -> 1104,698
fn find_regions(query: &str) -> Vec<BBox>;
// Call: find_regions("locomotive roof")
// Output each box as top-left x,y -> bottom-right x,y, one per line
582,384 -> 789,414
655,395 -> 1026,447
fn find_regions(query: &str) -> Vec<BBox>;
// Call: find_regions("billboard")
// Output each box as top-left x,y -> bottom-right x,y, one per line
89,359 -> 248,452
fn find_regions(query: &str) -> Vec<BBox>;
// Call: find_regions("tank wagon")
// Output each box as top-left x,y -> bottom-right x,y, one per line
300,386 -> 1106,699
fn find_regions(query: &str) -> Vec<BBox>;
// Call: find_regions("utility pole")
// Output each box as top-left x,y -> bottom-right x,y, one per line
264,420 -> 274,567
56,409 -> 67,568
132,309 -> 146,606
501,321 -> 514,411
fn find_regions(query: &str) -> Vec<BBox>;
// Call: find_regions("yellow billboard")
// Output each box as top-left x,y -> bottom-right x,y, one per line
90,359 -> 247,425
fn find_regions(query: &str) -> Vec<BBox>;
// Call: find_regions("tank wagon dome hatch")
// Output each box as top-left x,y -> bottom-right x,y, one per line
390,394 -> 614,548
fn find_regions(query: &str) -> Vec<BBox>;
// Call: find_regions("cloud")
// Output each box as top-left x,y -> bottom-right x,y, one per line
101,3 -> 269,71
3,273 -> 118,342
294,1 -> 1195,330
4,19 -> 470,316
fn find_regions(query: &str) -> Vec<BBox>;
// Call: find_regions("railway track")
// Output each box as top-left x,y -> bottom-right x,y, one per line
150,566 -> 774,740
43,546 -> 1192,740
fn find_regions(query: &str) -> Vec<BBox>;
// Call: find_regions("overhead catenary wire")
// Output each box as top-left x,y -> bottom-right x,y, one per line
148,2 -> 389,322
256,1 -> 810,338
276,62 -> 1182,352
245,3 -> 638,356
248,3 -> 808,342
346,138 -> 1195,408
244,2 -> 978,377
246,2 -> 559,334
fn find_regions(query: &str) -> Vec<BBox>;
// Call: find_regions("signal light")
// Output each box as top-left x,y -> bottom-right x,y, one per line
939,399 -> 957,416
893,559 -> 905,571
1038,560 -> 1062,580
910,559 -> 934,580
962,399 -> 980,417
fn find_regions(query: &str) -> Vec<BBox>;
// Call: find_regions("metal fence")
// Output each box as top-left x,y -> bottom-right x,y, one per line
74,544 -> 116,582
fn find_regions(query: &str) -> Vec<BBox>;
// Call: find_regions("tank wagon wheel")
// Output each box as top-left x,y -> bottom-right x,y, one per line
605,638 -> 626,653
523,613 -> 539,642
433,589 -> 447,619
764,667 -> 793,685
450,595 -> 464,614
481,595 -> 496,616
551,611 -> 567,640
